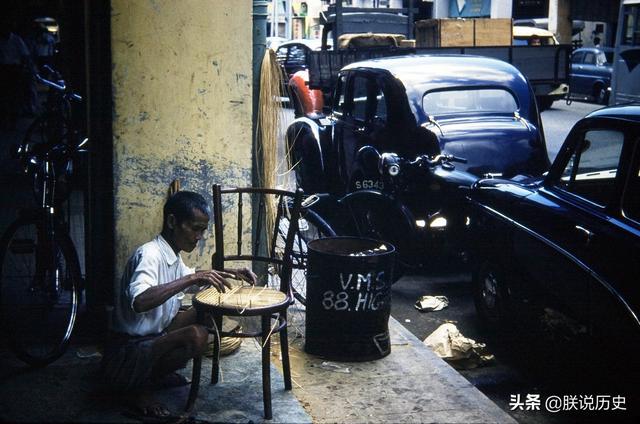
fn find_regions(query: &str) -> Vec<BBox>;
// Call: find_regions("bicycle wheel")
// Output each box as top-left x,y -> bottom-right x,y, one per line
0,217 -> 81,367
288,209 -> 336,306
21,115 -> 73,153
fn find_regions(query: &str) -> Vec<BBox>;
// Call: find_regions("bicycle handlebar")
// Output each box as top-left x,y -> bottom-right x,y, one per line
380,153 -> 468,178
415,154 -> 468,167
35,73 -> 83,103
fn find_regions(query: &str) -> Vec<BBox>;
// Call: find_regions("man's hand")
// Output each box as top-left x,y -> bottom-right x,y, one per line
193,270 -> 234,292
230,267 -> 258,285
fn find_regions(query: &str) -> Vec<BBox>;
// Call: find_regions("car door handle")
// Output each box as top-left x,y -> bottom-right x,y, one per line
574,225 -> 594,244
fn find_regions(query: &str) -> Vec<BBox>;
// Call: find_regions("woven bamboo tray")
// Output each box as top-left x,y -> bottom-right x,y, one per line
205,318 -> 243,357
195,286 -> 287,309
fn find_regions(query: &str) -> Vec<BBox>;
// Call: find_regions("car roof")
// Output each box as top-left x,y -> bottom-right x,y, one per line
342,54 -> 527,92
276,38 -> 327,51
586,104 -> 640,123
572,46 -> 614,54
342,55 -> 533,123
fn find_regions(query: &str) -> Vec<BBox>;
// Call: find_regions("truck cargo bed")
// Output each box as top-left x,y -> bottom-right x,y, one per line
307,45 -> 571,93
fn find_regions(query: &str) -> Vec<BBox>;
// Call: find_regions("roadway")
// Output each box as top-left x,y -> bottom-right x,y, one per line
542,100 -> 602,161
390,100 -> 627,424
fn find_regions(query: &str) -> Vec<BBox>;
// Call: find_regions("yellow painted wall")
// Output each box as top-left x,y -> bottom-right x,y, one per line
111,0 -> 253,273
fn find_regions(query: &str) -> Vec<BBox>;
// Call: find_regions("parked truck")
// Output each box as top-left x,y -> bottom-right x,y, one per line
306,2 -> 570,111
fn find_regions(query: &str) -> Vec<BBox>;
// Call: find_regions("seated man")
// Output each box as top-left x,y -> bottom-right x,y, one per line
101,191 -> 256,420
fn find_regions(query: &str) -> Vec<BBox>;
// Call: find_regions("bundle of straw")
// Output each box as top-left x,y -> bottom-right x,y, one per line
256,49 -> 286,243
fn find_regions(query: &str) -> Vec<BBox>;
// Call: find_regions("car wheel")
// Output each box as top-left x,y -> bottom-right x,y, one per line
594,85 -> 609,105
473,260 -> 511,327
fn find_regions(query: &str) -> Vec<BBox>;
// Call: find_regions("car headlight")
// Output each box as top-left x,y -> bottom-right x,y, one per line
429,216 -> 447,229
416,213 -> 448,230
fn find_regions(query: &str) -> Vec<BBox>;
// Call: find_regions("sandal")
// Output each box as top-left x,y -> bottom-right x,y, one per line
123,403 -> 176,424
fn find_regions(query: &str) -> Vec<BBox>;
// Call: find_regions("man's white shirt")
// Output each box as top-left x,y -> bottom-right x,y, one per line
112,235 -> 195,336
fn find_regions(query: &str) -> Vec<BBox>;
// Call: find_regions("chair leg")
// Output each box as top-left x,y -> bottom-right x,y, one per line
185,355 -> 202,412
211,314 -> 223,385
261,314 -> 273,420
280,312 -> 292,390
186,307 -> 206,412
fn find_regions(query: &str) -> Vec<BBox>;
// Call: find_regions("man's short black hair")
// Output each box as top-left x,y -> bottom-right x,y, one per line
163,191 -> 210,228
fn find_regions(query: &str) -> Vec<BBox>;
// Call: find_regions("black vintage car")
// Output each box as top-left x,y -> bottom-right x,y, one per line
287,54 -> 549,268
470,104 -> 640,350
288,54 -> 549,193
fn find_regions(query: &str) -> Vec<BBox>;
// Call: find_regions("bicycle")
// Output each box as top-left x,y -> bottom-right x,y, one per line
288,199 -> 336,305
264,194 -> 336,307
21,65 -> 84,155
0,68 -> 87,367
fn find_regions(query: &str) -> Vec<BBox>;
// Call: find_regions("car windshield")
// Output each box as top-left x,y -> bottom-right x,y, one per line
422,88 -> 518,116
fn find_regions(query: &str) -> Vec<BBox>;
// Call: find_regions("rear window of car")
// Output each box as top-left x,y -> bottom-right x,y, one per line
422,88 -> 518,116
513,36 -> 556,46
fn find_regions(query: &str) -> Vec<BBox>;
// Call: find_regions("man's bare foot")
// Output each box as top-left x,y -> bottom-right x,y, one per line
124,390 -> 173,423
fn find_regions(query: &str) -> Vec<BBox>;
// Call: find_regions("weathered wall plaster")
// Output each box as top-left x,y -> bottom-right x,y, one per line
111,0 -> 252,274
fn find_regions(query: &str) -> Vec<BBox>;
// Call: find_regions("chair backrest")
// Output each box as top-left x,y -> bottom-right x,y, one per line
211,185 -> 304,294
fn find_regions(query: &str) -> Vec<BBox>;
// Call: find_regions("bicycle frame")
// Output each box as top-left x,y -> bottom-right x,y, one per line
0,67 -> 85,367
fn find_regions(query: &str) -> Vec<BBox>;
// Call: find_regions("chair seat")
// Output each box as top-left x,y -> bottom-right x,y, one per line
194,286 -> 289,315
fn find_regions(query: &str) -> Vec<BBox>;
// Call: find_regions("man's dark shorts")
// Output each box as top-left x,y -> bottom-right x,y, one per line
100,332 -> 164,391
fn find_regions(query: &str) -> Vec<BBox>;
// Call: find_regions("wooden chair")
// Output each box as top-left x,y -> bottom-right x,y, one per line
186,185 -> 303,419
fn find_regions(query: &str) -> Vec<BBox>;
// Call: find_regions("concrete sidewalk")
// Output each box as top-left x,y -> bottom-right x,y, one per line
0,334 -> 309,423
0,309 -> 515,423
283,313 -> 516,423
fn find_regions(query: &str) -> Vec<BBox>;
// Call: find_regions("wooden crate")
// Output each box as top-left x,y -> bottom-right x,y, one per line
415,19 -> 474,47
415,18 -> 512,47
440,19 -> 475,46
415,20 -> 439,47
474,18 -> 512,46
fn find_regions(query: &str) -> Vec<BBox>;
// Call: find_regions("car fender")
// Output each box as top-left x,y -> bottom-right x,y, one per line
338,189 -> 420,266
348,145 -> 384,191
289,117 -> 324,168
286,117 -> 331,193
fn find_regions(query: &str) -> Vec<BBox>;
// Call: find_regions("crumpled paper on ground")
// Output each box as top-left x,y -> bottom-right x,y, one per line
312,361 -> 351,373
423,323 -> 494,369
414,295 -> 449,312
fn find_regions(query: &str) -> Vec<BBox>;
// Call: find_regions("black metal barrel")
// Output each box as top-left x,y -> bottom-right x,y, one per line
305,237 -> 396,361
